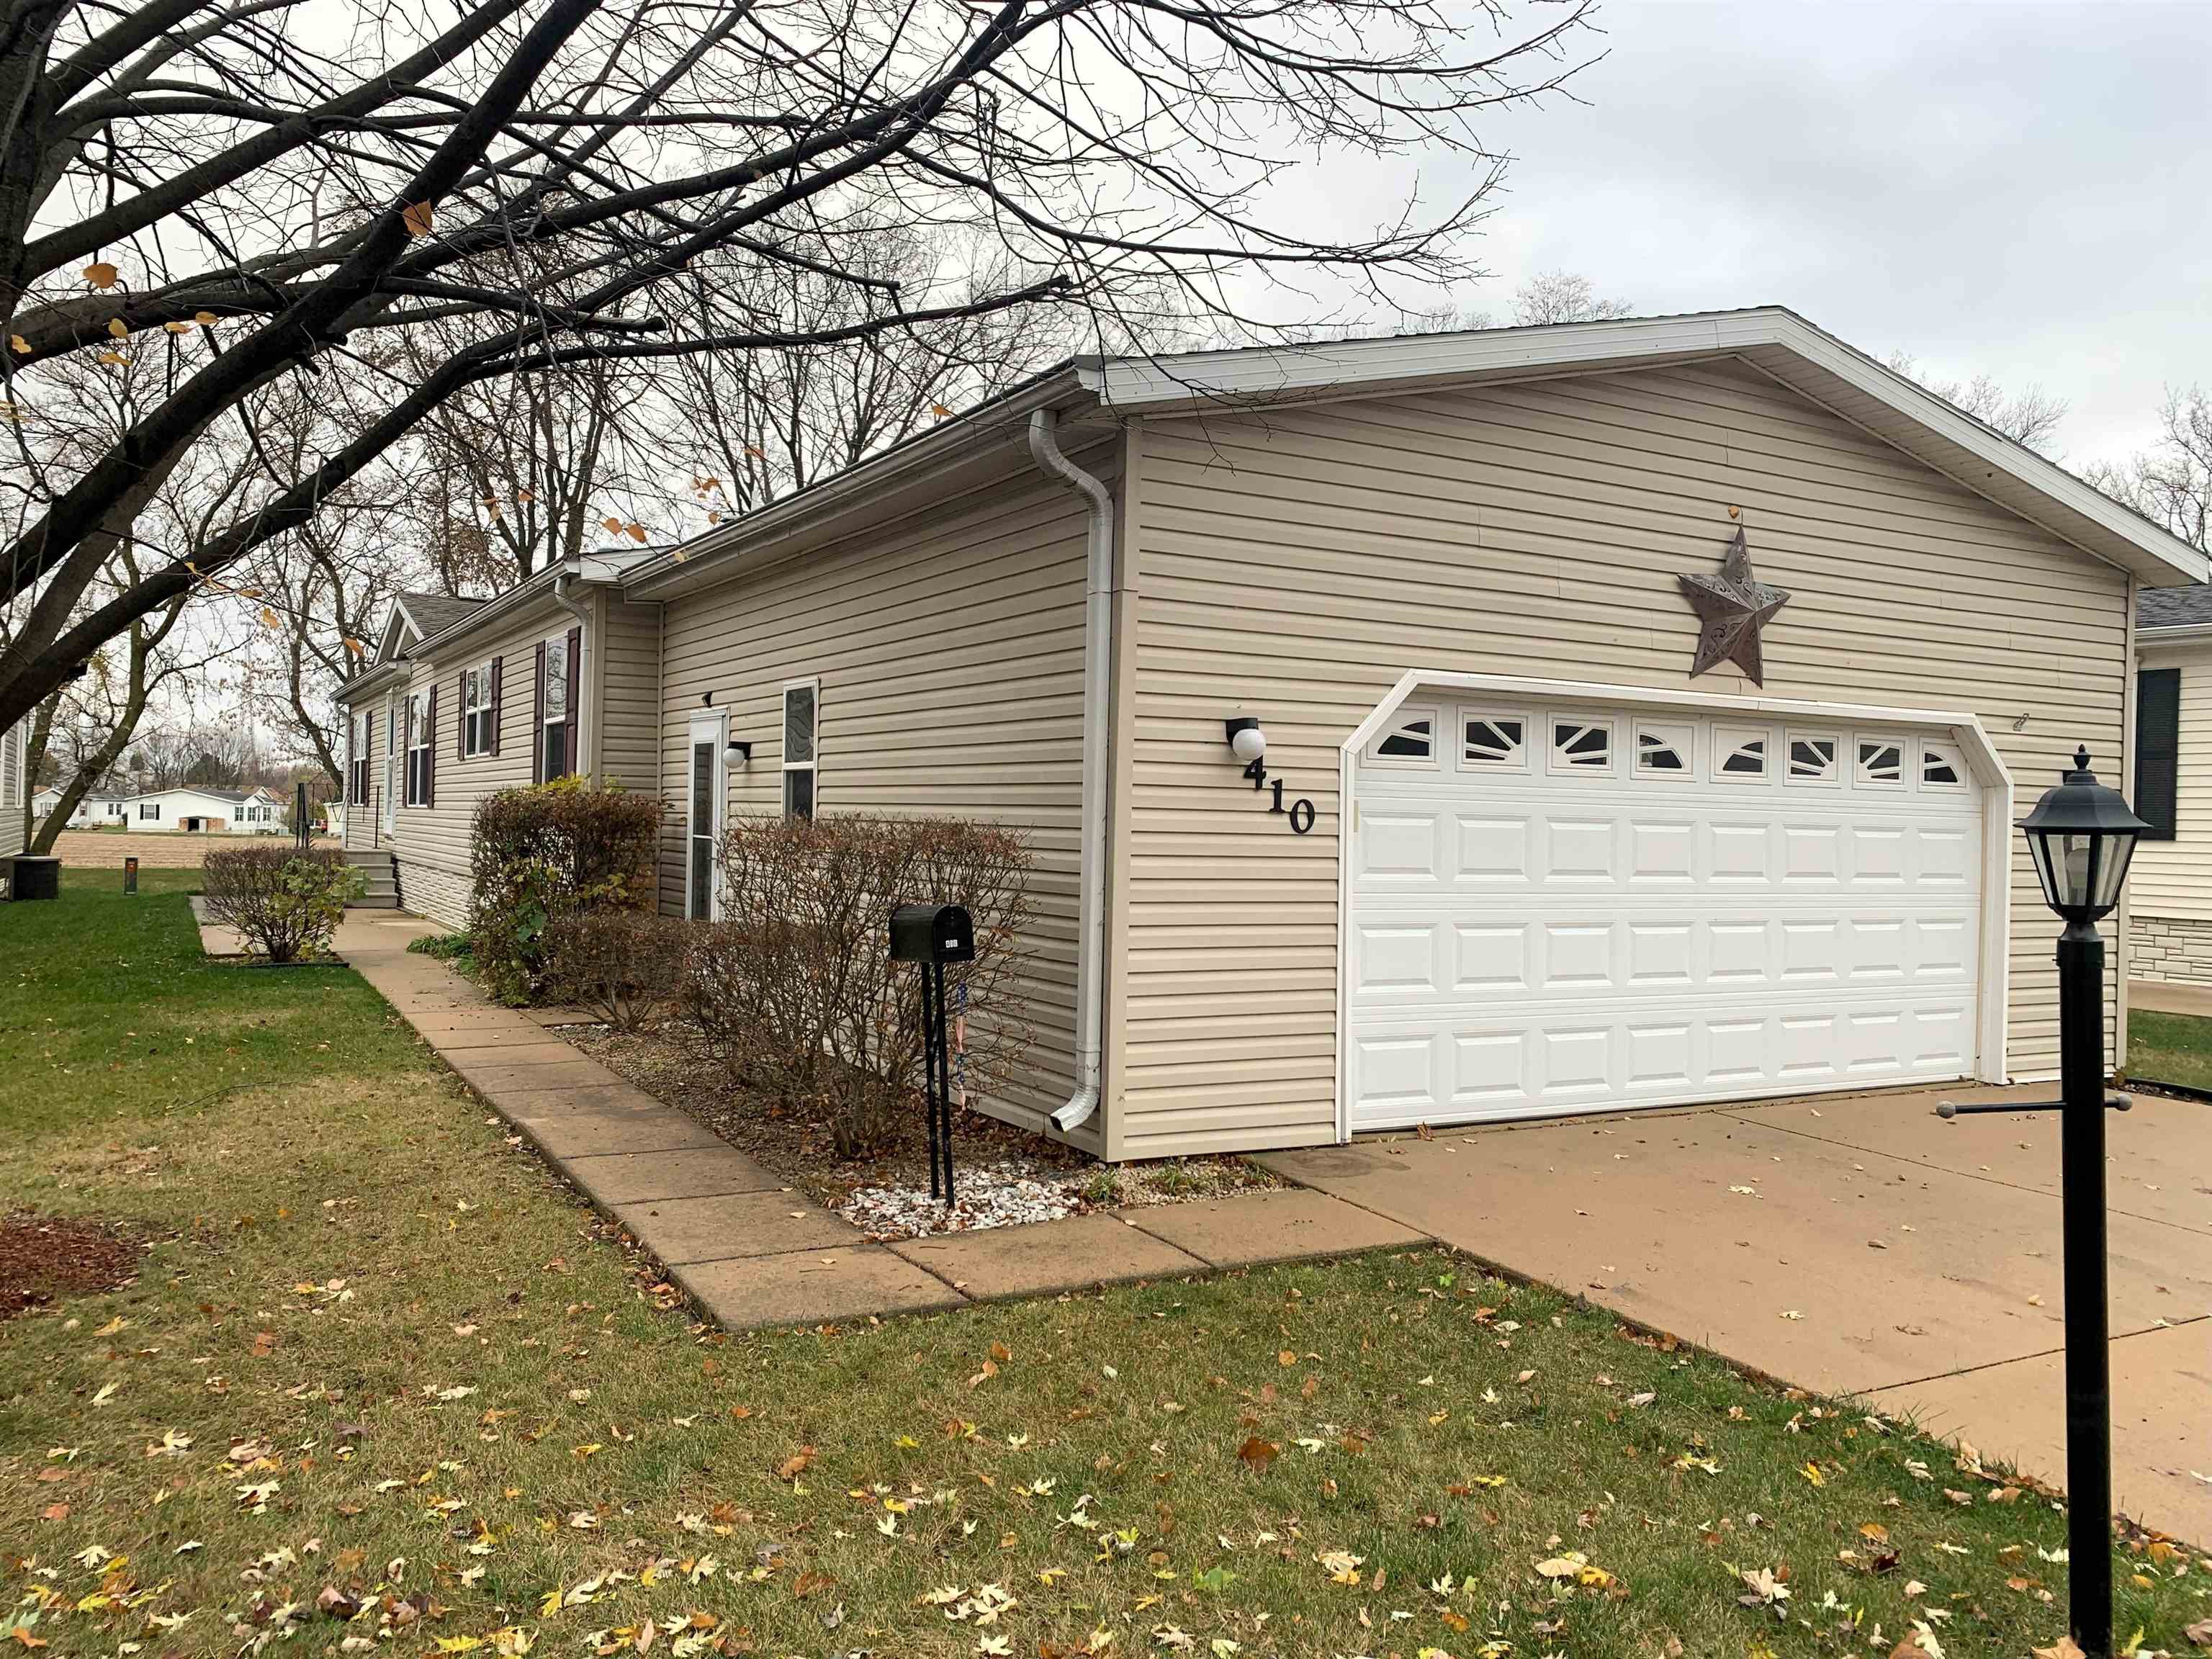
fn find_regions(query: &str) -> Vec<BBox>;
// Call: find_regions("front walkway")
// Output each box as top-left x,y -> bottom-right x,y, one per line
331,913 -> 1421,1330
1258,1087 -> 2212,1542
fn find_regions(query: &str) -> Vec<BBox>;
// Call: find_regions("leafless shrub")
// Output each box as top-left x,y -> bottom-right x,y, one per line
681,814 -> 1033,1158
200,847 -> 359,963
541,909 -> 690,1032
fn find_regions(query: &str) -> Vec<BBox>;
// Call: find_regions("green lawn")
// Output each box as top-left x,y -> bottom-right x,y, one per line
2,873 -> 2206,1658
2127,1010 -> 2212,1094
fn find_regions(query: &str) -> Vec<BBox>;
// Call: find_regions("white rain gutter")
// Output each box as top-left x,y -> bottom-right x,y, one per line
1027,408 -> 1113,1136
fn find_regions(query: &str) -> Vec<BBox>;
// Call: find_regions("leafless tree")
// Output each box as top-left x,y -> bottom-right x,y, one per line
1,0 -> 1599,734
1393,266 -> 1633,336
1508,268 -> 1634,326
2084,387 -> 2212,553
1884,351 -> 2069,457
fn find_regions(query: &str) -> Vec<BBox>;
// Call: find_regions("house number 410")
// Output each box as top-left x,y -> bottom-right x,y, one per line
1243,758 -> 1316,834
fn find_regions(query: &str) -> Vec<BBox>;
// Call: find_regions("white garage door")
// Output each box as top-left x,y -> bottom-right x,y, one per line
1346,697 -> 1985,1131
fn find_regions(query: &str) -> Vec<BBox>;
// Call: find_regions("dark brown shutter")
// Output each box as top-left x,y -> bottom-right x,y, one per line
2136,667 -> 2181,841
424,686 -> 437,807
489,657 -> 503,757
361,712 -> 372,804
532,642 -> 547,786
565,624 -> 582,780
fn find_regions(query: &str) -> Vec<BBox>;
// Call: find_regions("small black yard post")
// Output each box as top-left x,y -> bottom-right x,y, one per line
2010,747 -> 2145,1658
889,904 -> 977,1208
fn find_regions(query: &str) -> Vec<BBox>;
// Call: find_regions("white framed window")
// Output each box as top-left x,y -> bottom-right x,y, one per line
782,678 -> 817,819
1713,724 -> 1771,782
1370,706 -> 1439,767
1920,739 -> 1966,789
1856,735 -> 1905,787
140,801 -> 160,821
463,660 -> 497,757
1633,721 -> 1694,777
541,635 -> 572,781
1547,715 -> 1614,774
687,713 -> 727,920
1457,710 -> 1528,772
405,691 -> 431,806
1785,732 -> 1839,785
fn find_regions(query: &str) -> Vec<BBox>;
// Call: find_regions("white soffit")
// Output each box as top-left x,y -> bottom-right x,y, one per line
1078,307 -> 2207,589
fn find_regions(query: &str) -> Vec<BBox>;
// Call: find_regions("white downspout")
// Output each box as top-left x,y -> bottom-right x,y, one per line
552,563 -> 593,780
1028,408 -> 1113,1136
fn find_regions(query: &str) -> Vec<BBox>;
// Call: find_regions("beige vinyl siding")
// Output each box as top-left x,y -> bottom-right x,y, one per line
598,597 -> 662,797
1,721 -> 24,859
2128,636 -> 2212,922
655,464 -> 1099,1137
1115,359 -> 2128,1158
346,593 -> 660,930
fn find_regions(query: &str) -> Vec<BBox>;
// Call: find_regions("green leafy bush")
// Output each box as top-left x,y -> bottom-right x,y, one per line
200,847 -> 361,963
468,778 -> 665,1002
681,813 -> 1033,1158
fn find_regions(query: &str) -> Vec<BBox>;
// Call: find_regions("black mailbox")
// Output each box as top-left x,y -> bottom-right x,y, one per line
889,902 -> 975,965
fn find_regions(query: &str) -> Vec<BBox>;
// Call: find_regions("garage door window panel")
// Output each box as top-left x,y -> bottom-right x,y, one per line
1714,724 -> 1771,782
1547,716 -> 1614,775
1634,721 -> 1694,778
1457,711 -> 1529,772
1920,740 -> 1967,790
1856,736 -> 1906,787
1370,707 -> 1439,768
1786,732 -> 1839,786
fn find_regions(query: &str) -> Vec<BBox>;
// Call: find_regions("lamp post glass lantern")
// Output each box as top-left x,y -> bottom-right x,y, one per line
2021,747 -> 2144,922
2013,746 -> 2146,1659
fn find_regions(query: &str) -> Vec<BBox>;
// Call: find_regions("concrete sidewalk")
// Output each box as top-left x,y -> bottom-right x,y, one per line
329,912 -> 1423,1331
1259,1086 -> 2212,1542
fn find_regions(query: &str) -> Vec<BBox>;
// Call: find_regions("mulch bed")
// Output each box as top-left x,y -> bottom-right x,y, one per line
558,1018 -> 1281,1239
0,1212 -> 143,1319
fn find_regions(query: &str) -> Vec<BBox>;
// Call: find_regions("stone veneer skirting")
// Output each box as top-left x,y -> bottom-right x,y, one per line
2129,914 -> 2212,986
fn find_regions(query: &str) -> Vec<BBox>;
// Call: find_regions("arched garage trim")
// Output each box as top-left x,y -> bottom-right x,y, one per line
1334,671 -> 2016,1141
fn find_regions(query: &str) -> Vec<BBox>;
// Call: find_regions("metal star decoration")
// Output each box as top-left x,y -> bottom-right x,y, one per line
1678,526 -> 1789,685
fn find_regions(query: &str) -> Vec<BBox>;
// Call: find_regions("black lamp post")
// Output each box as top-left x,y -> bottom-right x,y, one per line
1998,747 -> 2145,1658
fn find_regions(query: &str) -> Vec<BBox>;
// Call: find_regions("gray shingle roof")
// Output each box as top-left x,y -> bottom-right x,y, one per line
397,590 -> 489,639
2139,586 -> 2212,631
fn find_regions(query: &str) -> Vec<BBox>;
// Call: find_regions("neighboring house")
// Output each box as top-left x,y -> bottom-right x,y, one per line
334,557 -> 661,927
35,788 -> 132,828
340,307 -> 2210,1161
122,785 -> 285,833
0,718 -> 24,861
2126,585 -> 2212,984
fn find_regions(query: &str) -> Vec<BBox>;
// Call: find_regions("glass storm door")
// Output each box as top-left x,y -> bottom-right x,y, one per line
687,714 -> 726,921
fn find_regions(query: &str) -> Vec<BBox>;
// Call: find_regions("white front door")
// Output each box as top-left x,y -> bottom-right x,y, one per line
1345,696 -> 1986,1132
686,714 -> 727,921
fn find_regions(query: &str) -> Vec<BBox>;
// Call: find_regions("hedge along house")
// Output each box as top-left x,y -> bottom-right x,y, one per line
616,307 -> 2204,1161
2126,585 -> 2212,984
335,552 -> 662,928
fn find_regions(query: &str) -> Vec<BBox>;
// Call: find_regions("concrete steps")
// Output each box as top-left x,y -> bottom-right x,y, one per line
343,848 -> 400,909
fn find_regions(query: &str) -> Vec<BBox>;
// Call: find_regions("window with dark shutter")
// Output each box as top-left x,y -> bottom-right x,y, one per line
2136,667 -> 2181,841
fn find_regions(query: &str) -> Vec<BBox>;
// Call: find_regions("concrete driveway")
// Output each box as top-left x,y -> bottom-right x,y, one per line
1259,1084 -> 2212,1542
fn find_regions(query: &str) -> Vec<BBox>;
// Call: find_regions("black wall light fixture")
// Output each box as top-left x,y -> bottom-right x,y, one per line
723,739 -> 752,770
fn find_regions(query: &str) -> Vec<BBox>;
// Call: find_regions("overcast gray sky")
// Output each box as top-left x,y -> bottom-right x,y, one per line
1289,0 -> 2209,468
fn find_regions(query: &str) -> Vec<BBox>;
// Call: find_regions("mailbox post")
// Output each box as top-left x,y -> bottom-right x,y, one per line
889,904 -> 976,1206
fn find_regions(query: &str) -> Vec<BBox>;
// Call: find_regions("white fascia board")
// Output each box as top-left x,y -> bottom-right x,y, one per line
2136,623 -> 2212,648
1079,307 -> 2206,588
